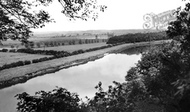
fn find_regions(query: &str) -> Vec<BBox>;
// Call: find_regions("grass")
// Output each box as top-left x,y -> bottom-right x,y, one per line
1,40 -> 22,48
0,52 -> 52,66
34,43 -> 107,52
31,33 -> 108,41
0,43 -> 107,67
0,38 -> 107,50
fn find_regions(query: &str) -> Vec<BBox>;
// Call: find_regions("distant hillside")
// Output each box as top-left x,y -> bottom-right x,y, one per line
32,29 -> 160,38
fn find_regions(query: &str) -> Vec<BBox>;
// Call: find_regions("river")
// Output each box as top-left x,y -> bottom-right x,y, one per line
0,48 -> 144,112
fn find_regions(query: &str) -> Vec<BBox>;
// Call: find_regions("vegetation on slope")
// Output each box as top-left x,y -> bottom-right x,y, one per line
107,31 -> 169,44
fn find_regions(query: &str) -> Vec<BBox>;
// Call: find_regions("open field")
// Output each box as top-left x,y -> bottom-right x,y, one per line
0,43 -> 107,68
34,43 -> 107,52
0,52 -> 52,66
33,29 -> 158,38
30,35 -> 108,41
0,38 -> 107,50
0,29 -> 158,49
0,40 -> 22,48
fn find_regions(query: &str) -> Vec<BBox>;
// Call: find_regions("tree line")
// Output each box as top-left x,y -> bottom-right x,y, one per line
27,39 -> 108,49
107,31 -> 169,44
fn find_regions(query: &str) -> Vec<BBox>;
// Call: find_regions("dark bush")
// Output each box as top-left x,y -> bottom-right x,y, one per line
31,57 -> 52,63
48,57 -> 55,60
2,49 -> 8,52
0,60 -> 26,71
24,60 -> 31,65
17,61 -> 24,66
17,48 -> 70,57
32,59 -> 39,63
72,49 -> 84,55
9,49 -> 16,52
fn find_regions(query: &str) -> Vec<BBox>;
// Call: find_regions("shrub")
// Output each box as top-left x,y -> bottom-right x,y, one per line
24,60 -> 31,65
72,49 -> 84,55
9,49 -> 16,52
0,60 -> 26,70
17,61 -> 24,66
16,87 -> 82,112
32,59 -> 39,63
2,49 -> 8,52
17,48 -> 70,56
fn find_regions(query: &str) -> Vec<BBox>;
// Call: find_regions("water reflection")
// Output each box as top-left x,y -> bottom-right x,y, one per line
121,46 -> 148,55
120,44 -> 164,55
0,53 -> 141,112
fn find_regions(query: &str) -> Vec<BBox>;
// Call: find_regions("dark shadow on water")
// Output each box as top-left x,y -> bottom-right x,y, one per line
119,44 -> 163,55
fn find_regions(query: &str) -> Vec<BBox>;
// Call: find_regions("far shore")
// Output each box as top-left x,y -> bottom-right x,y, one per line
0,40 -> 170,89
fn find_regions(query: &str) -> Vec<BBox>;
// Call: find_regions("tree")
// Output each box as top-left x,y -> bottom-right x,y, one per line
120,3 -> 190,112
15,87 -> 82,112
36,43 -> 41,48
166,3 -> 190,112
79,39 -> 82,44
0,0 -> 52,43
25,41 -> 35,49
83,81 -> 138,112
0,0 -> 107,43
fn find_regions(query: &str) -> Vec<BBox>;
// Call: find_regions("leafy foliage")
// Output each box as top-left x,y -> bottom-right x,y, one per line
0,0 -> 107,42
85,3 -> 190,111
15,87 -> 81,112
0,0 -> 53,42
59,0 -> 107,21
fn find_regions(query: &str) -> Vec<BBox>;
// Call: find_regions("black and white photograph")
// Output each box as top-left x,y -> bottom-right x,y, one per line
0,0 -> 190,112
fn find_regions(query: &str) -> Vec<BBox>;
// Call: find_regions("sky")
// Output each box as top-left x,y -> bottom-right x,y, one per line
32,0 -> 188,32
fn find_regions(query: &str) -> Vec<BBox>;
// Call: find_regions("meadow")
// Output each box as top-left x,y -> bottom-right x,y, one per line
0,33 -> 109,70
34,43 -> 107,52
0,52 -> 52,67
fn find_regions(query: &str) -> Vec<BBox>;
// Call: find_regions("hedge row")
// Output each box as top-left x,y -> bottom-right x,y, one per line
0,44 -> 119,56
0,60 -> 31,71
35,39 -> 108,48
0,48 -> 71,56
107,31 -> 169,44
32,57 -> 55,63
0,49 -> 17,52
0,57 -> 57,71
16,49 -> 70,56
0,43 -> 122,71
1,49 -> 8,52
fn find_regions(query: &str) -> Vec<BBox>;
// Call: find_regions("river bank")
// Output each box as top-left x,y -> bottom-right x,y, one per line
0,40 -> 170,89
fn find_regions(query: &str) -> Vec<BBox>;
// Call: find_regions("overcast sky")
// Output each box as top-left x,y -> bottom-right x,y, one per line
32,0 -> 187,32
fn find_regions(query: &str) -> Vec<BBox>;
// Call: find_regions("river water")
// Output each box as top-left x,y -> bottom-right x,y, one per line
0,50 -> 142,112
